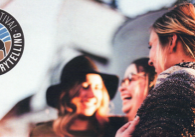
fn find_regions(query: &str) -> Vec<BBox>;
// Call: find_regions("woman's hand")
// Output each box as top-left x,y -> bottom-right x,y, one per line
115,116 -> 139,137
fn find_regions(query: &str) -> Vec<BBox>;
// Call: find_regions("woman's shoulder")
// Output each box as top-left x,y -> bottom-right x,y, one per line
169,66 -> 195,81
155,65 -> 195,89
30,121 -> 59,137
153,65 -> 195,96
145,66 -> 195,110
133,66 -> 195,136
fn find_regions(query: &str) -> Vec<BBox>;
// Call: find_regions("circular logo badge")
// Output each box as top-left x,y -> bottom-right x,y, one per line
0,9 -> 24,75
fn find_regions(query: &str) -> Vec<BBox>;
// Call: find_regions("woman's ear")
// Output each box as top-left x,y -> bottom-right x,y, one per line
169,34 -> 177,53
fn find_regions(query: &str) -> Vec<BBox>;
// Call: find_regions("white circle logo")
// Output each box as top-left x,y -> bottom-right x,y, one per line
0,9 -> 24,75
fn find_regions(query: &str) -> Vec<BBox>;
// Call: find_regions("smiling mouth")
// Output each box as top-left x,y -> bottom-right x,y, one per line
122,94 -> 133,101
82,101 -> 96,107
124,97 -> 132,100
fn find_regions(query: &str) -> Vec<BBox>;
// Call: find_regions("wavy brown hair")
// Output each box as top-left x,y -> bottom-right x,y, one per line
53,75 -> 109,137
152,3 -> 195,59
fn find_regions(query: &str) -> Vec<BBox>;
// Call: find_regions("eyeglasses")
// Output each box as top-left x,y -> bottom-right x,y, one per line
121,73 -> 146,86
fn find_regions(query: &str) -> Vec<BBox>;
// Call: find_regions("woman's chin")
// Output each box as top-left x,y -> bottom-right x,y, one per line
77,109 -> 96,117
122,107 -> 131,115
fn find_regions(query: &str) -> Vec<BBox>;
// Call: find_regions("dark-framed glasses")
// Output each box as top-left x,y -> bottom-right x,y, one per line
121,72 -> 146,86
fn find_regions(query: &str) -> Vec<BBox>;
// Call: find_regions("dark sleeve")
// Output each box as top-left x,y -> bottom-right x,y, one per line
132,72 -> 195,137
103,116 -> 128,137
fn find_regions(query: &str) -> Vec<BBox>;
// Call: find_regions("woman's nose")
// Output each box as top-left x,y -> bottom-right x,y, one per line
119,85 -> 126,93
87,88 -> 95,98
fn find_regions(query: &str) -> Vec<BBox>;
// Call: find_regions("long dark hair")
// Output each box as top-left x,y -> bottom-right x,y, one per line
132,57 -> 156,93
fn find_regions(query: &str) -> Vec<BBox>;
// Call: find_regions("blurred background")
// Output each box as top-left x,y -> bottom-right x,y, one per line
0,0 -> 192,136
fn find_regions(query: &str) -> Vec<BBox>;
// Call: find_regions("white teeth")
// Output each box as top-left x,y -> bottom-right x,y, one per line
82,100 -> 96,106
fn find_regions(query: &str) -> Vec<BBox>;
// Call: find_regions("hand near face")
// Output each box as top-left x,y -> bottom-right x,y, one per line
115,116 -> 139,137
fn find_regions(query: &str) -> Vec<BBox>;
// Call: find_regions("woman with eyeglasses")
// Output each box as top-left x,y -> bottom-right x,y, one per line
119,58 -> 156,121
116,3 -> 195,137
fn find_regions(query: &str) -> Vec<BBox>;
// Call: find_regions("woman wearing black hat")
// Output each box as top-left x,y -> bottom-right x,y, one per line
30,55 -> 127,137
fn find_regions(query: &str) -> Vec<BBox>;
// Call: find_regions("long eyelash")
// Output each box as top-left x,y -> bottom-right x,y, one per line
148,46 -> 151,49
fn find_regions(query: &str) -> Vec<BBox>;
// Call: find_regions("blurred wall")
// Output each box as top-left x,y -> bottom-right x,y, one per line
0,0 -> 172,120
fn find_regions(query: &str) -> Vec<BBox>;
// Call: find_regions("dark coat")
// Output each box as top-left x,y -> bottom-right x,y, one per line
132,62 -> 195,137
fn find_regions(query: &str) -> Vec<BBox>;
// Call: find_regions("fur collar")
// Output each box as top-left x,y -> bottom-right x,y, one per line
155,62 -> 195,88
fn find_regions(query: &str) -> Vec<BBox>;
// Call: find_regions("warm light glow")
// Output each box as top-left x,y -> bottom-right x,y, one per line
71,73 -> 104,116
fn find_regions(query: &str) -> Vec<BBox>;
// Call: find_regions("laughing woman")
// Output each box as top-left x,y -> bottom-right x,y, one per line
31,55 -> 127,137
116,3 -> 195,137
119,58 -> 156,121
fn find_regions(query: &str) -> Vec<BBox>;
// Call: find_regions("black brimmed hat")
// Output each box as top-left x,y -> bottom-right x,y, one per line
46,55 -> 119,108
